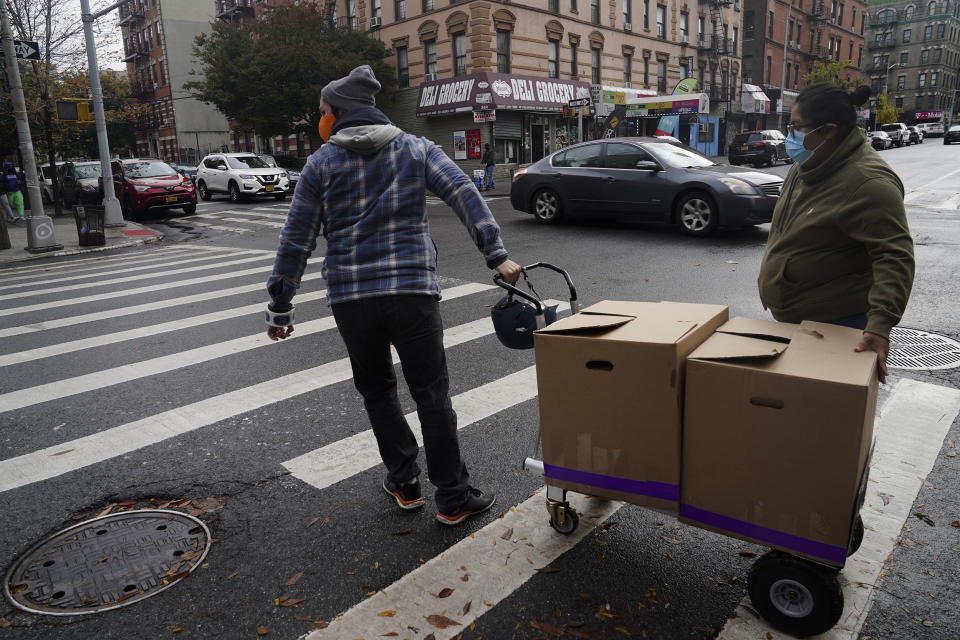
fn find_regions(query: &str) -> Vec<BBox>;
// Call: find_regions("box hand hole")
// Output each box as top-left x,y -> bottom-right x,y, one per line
585,360 -> 614,372
750,396 -> 785,409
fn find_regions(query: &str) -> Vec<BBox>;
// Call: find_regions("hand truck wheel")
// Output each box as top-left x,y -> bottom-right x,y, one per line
747,551 -> 844,637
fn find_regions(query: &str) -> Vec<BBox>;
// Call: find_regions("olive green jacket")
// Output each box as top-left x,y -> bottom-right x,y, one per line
758,128 -> 914,339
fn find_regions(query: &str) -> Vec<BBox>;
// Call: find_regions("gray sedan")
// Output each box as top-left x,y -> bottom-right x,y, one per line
509,137 -> 784,237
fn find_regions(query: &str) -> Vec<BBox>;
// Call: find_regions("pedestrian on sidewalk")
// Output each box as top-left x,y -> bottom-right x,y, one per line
3,162 -> 25,223
758,83 -> 914,384
265,65 -> 522,526
482,143 -> 496,191
0,168 -> 16,224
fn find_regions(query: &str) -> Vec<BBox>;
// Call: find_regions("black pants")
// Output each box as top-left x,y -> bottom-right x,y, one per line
331,294 -> 469,512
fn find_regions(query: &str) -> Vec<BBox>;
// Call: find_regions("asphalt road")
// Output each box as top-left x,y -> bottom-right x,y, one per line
0,140 -> 958,640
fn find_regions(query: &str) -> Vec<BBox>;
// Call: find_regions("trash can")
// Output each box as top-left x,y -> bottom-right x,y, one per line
73,204 -> 105,247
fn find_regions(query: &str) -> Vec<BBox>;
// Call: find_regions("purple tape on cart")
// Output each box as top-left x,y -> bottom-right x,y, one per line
679,504 -> 848,565
543,464 -> 679,501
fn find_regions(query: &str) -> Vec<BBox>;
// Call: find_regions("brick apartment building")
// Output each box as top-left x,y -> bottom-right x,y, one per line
119,0 -> 232,164
741,0 -> 867,131
864,0 -> 960,125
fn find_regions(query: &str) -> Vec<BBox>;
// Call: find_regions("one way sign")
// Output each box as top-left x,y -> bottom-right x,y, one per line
0,40 -> 41,61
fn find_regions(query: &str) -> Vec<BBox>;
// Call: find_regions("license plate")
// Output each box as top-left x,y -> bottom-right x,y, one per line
740,146 -> 748,151
265,185 -> 274,192
165,196 -> 178,203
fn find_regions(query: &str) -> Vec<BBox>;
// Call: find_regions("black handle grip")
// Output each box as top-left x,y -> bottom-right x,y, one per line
493,262 -> 579,317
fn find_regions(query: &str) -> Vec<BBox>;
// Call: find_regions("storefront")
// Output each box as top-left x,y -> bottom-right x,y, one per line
415,72 -> 592,168
741,84 -> 771,132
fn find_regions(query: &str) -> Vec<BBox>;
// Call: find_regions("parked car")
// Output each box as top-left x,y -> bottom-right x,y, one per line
172,163 -> 198,182
510,138 -> 784,237
879,123 -> 910,147
918,122 -> 945,137
195,152 -> 290,202
944,125 -> 960,145
58,161 -> 103,208
37,161 -> 64,204
906,126 -> 924,144
728,130 -> 790,167
867,131 -> 893,150
258,154 -> 306,189
110,158 -> 197,218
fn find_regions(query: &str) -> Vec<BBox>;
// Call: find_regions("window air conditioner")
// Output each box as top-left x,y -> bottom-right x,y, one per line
681,34 -> 690,43
625,21 -> 632,30
789,40 -> 795,47
425,72 -> 438,81
370,16 -> 381,28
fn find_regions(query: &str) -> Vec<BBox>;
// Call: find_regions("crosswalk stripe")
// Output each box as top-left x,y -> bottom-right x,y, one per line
199,215 -> 285,229
0,283 -> 495,413
302,491 -> 622,640
0,253 -> 275,302
216,210 -> 287,220
718,378 -> 960,639
0,250 -> 263,292
0,249 -> 196,283
176,218 -> 253,233
0,291 -> 501,493
0,289 -> 327,367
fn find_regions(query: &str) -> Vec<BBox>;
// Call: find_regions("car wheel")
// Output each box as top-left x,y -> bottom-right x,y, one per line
531,188 -> 562,224
228,181 -> 241,203
767,150 -> 776,167
182,203 -> 197,215
274,192 -> 287,201
676,191 -> 718,237
197,180 -> 211,201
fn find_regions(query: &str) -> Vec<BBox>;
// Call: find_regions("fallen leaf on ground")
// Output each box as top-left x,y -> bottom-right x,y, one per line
501,528 -> 514,540
914,513 -> 936,526
921,620 -> 935,627
51,449 -> 74,456
276,593 -> 305,607
424,635 -> 436,640
307,515 -> 327,527
663,553 -> 673,560
426,614 -> 460,629
0,618 -> 10,628
536,565 -> 561,573
392,529 -> 415,536
766,633 -> 773,639
530,620 -> 566,635
294,616 -> 313,622
615,627 -> 632,636
96,504 -> 116,517
437,588 -> 455,598
382,633 -> 399,637
462,601 -> 471,615
256,626 -> 269,636
312,621 -> 329,629
171,629 -> 183,633
378,610 -> 396,617
660,536 -> 681,545
283,571 -> 304,587
460,574 -> 470,582
951,521 -> 960,528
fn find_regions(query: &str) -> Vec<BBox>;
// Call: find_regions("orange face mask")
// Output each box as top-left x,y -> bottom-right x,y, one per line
318,114 -> 336,143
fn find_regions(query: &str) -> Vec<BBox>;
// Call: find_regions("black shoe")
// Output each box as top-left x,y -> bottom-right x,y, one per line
382,477 -> 425,511
435,486 -> 496,526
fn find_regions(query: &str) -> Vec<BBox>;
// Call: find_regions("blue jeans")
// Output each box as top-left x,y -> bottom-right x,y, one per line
484,165 -> 495,189
331,294 -> 469,512
827,313 -> 868,330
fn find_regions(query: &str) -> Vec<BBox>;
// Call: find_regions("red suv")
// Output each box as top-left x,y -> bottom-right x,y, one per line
110,158 -> 197,218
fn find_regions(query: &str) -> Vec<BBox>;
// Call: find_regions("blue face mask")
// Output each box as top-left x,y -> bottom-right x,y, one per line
785,125 -> 825,164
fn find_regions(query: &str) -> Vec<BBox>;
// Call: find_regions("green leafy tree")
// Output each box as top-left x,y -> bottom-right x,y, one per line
188,3 -> 394,149
801,60 -> 860,91
874,93 -> 903,126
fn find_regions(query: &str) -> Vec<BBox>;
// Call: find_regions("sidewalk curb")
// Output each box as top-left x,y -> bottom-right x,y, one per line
0,231 -> 165,265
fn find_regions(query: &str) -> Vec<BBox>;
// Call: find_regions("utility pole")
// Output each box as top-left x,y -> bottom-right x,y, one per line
80,0 -> 132,227
949,88 -> 958,128
1,0 -> 61,251
778,0 -> 795,131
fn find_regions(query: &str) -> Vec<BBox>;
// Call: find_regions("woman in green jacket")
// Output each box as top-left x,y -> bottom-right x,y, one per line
758,84 -> 915,383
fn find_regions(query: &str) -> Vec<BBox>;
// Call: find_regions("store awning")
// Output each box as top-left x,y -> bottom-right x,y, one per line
590,85 -> 659,117
416,72 -> 591,117
741,84 -> 771,115
619,92 -> 710,117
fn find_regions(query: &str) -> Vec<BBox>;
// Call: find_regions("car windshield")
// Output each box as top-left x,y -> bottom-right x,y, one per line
123,161 -> 177,178
228,155 -> 270,169
646,143 -> 716,168
258,155 -> 278,167
74,164 -> 102,179
733,133 -> 762,143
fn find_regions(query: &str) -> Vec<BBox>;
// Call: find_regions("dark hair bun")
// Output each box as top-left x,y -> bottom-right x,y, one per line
848,86 -> 871,107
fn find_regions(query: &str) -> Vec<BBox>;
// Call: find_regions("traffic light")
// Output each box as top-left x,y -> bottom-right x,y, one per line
56,99 -> 94,123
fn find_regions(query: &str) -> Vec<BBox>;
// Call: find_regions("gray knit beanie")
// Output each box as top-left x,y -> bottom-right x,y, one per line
321,65 -> 381,111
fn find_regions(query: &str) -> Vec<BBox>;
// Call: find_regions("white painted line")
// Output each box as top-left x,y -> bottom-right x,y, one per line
175,218 -> 253,234
213,210 -> 288,220
903,166 -> 960,202
301,490 -> 623,640
284,365 -> 542,490
0,287 -> 501,493
0,289 -> 326,367
0,249 -> 195,283
0,283 -> 496,413
0,250 -> 262,292
0,253 -> 274,302
213,216 -> 285,229
718,378 -> 960,640
0,271 -> 325,339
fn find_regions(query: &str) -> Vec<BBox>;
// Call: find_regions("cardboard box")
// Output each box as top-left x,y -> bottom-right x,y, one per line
534,301 -> 729,512
680,318 -> 878,566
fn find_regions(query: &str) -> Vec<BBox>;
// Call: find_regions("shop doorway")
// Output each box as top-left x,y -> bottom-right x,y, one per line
531,124 -> 546,162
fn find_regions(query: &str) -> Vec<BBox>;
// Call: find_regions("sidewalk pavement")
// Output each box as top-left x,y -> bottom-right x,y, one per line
0,206 -> 163,266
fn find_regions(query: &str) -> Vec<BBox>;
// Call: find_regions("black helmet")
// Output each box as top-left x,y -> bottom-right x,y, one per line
491,293 -> 558,350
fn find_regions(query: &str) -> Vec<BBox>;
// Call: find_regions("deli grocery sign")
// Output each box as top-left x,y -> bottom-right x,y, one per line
416,72 -> 591,116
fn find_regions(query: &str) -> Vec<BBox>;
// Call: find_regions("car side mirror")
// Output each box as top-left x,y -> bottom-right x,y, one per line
217,164 -> 227,171
635,160 -> 660,171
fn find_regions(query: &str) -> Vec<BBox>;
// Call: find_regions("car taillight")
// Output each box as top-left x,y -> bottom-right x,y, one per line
751,142 -> 766,148
512,168 -> 527,182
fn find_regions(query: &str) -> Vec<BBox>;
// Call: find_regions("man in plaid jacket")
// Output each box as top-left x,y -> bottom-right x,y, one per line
266,65 -> 522,526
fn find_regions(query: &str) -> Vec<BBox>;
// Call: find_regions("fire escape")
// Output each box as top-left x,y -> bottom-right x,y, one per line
698,0 -> 733,103
805,0 -> 830,61
216,0 -> 254,21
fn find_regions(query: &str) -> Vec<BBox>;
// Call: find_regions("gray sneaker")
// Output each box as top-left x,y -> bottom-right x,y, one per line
435,487 -> 496,526
382,477 -> 425,511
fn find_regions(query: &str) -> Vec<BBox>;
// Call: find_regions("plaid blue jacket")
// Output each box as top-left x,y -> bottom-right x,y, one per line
267,117 -> 508,310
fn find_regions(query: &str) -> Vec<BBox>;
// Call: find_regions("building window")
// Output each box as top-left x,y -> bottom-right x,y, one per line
860,13 -> 864,33
903,28 -> 911,43
644,57 -> 649,85
788,18 -> 794,42
395,0 -> 405,20
644,0 -> 649,29
591,46 -> 602,83
768,11 -> 774,38
453,32 -> 466,76
549,0 -> 558,12
571,43 -> 578,75
785,62 -> 791,85
624,53 -> 632,86
424,39 -> 437,76
372,0 -> 381,20
924,25 -> 932,39
680,11 -> 689,41
927,94 -> 935,108
571,0 -> 577,10
422,0 -> 433,11
397,46 -> 409,87
838,2 -> 844,23
733,26 -> 738,52
494,139 -> 518,164
497,29 -> 511,73
928,0 -> 936,14
793,64 -> 799,87
548,39 -> 559,78
937,23 -> 945,38
851,6 -> 856,27
895,96 -> 903,108
680,55 -> 690,77
858,46 -> 862,66
657,58 -> 667,92
698,65 -> 704,91
591,0 -> 600,24
900,51 -> 909,65
835,37 -> 841,60
624,0 -> 632,29
933,47 -> 942,62
656,4 -> 665,38
766,55 -> 772,83
919,72 -> 926,87
698,16 -> 705,44
931,71 -> 938,85
897,74 -> 905,90
921,49 -> 929,63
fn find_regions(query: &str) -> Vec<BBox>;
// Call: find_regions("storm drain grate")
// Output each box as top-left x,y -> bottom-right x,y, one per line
888,327 -> 960,371
4,510 -> 210,616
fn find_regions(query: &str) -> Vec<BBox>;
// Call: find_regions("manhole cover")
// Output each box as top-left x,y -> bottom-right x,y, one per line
889,327 -> 960,371
4,509 -> 210,616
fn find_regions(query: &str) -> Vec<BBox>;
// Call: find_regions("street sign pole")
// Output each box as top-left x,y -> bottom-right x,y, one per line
1,0 -> 60,249
578,108 -> 583,143
568,98 -> 591,142
80,0 -> 129,227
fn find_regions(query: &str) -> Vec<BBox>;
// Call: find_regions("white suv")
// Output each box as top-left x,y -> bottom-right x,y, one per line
195,152 -> 290,203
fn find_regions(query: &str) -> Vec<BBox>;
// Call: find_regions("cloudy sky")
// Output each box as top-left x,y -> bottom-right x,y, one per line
67,0 -> 125,71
